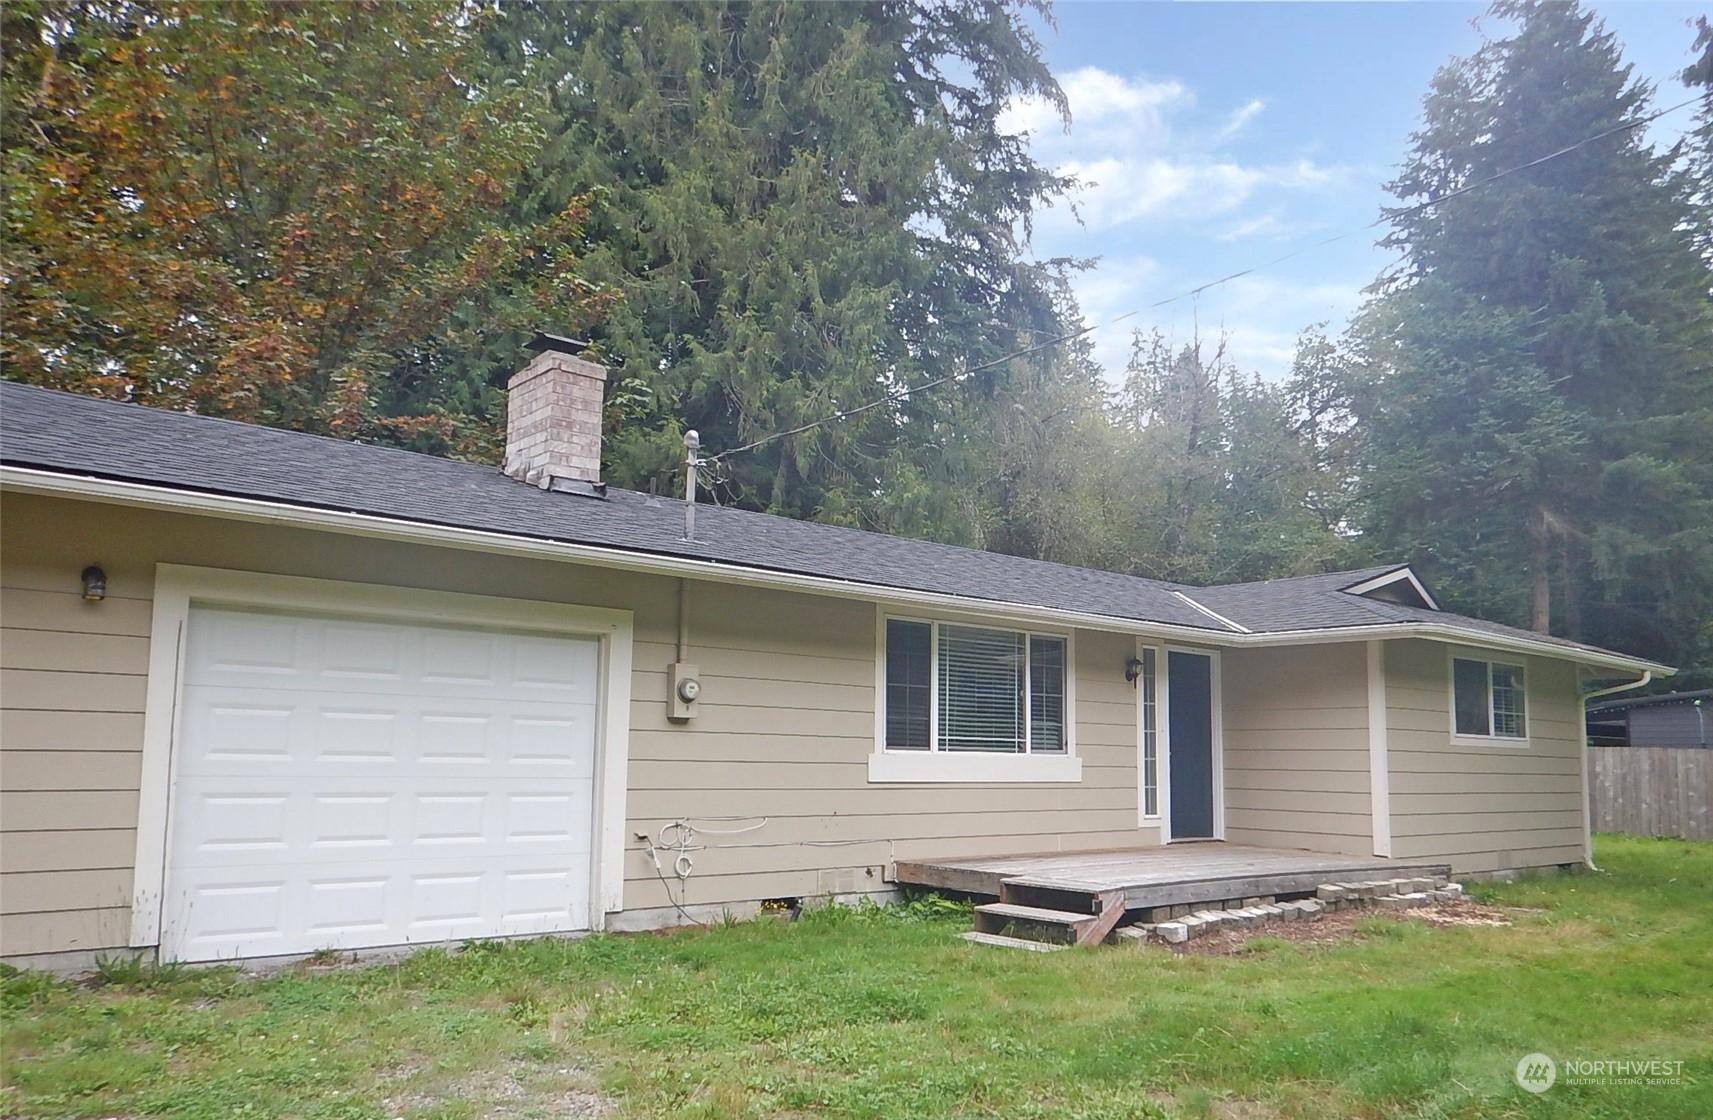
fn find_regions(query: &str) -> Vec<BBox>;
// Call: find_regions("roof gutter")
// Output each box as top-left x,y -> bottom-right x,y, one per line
1582,671 -> 1654,704
0,466 -> 1232,645
0,465 -> 1674,676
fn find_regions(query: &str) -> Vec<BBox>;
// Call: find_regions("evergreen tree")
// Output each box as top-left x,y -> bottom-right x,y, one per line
1347,0 -> 1713,674
481,1 -> 1073,536
1684,17 -> 1713,268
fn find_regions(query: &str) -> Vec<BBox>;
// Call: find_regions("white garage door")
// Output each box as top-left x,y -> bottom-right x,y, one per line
164,606 -> 600,962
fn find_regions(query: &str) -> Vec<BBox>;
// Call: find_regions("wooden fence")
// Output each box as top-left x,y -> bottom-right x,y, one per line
1589,746 -> 1712,840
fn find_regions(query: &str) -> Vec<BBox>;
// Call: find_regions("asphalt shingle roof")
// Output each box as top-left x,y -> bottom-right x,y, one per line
1191,567 -> 1653,665
0,380 -> 1662,667
0,382 -> 1216,629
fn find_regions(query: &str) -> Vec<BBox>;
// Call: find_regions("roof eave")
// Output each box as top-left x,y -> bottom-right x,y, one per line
1233,619 -> 1673,675
0,464 -> 1236,644
2,464 -> 1674,675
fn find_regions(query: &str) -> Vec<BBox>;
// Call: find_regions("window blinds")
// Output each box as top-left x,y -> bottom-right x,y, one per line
938,625 -> 1026,753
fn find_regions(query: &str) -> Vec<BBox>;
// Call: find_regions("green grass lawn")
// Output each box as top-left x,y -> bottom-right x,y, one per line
3,835 -> 1710,1120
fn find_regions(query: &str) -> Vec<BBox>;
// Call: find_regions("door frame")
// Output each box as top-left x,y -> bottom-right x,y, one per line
1160,645 -> 1224,843
132,564 -> 634,951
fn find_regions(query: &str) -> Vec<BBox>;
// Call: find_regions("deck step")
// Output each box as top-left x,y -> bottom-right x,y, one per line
974,902 -> 1100,928
1000,879 -> 1105,914
959,930 -> 1068,953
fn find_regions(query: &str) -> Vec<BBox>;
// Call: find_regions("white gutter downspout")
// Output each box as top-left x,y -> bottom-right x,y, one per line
1582,671 -> 1654,704
1579,670 -> 1654,870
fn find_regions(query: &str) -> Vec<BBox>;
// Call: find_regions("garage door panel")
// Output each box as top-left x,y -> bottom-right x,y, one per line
189,793 -> 292,853
166,606 -> 599,961
305,876 -> 392,938
171,858 -> 589,958
184,674 -> 595,704
313,708 -> 402,763
319,620 -> 407,680
181,689 -> 598,775
191,700 -> 297,762
415,793 -> 487,845
172,779 -> 592,867
198,610 -> 302,676
307,792 -> 395,849
187,611 -> 599,703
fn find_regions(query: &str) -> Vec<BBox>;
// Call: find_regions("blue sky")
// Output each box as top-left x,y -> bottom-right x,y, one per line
1007,1 -> 1708,380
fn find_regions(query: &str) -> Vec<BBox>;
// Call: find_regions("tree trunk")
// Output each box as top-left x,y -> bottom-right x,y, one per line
1527,507 -> 1552,634
1559,541 -> 1581,639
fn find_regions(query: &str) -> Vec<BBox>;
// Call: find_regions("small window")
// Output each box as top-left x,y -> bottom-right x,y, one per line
885,619 -> 931,750
1453,657 -> 1527,740
1029,636 -> 1066,753
883,619 -> 1067,755
1139,648 -> 1159,817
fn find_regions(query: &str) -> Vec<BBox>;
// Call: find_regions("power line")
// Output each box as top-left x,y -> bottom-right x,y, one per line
1144,91 -> 1709,307
709,90 -> 1708,463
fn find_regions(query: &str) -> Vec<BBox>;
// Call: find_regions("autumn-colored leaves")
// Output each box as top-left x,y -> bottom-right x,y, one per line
1,0 -> 608,455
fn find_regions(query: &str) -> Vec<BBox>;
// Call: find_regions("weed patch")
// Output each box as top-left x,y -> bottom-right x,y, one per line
2,837 -> 1709,1119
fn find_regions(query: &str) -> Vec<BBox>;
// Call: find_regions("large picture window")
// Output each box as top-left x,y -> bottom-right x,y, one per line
884,619 -> 1067,754
1453,657 -> 1527,739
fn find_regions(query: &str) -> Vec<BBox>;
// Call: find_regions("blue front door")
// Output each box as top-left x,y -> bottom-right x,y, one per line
1168,650 -> 1216,840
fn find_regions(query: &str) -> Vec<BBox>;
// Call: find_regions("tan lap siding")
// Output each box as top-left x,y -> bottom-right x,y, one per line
1,540 -> 151,957
1385,638 -> 1585,873
1221,643 -> 1372,856
0,492 -> 677,958
3,493 -> 1155,955
623,612 -> 1155,912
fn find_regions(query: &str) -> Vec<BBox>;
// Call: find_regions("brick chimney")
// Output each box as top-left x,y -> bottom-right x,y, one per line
503,333 -> 608,494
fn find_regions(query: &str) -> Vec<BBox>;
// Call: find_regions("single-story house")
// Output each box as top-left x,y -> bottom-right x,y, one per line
1587,690 -> 1711,748
0,339 -> 1672,968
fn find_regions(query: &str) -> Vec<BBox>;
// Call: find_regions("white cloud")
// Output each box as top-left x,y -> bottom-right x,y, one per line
1000,66 -> 1187,143
1213,98 -> 1266,143
1215,210 -> 1331,243
1010,65 -> 1368,379
1037,154 -> 1345,240
1009,68 -> 1350,236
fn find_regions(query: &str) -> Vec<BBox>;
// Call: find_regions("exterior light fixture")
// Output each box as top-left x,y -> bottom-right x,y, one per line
1124,656 -> 1145,684
81,565 -> 107,601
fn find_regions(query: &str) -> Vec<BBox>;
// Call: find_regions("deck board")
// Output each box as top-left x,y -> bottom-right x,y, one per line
894,843 -> 1451,908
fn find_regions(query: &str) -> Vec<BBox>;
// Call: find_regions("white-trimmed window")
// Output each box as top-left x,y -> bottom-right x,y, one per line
1452,656 -> 1527,740
884,619 -> 1067,754
1139,647 -> 1159,817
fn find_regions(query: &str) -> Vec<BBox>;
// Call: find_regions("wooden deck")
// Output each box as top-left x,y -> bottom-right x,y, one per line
895,843 -> 1452,911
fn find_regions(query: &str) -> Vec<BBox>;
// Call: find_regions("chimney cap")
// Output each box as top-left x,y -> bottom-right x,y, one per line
527,331 -> 591,356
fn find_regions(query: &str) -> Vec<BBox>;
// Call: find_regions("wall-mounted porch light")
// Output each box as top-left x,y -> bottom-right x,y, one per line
1124,656 -> 1145,684
81,565 -> 107,601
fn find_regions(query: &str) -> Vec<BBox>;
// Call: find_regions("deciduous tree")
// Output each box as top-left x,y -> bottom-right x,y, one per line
2,0 -> 608,456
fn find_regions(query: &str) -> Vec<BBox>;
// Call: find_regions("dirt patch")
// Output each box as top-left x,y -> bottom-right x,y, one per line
1165,900 -> 1521,956
1212,1098 -> 1287,1120
1398,900 -> 1529,928
384,1061 -> 616,1119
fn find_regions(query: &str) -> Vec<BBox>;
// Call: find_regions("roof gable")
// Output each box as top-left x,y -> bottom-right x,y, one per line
1340,566 -> 1440,611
